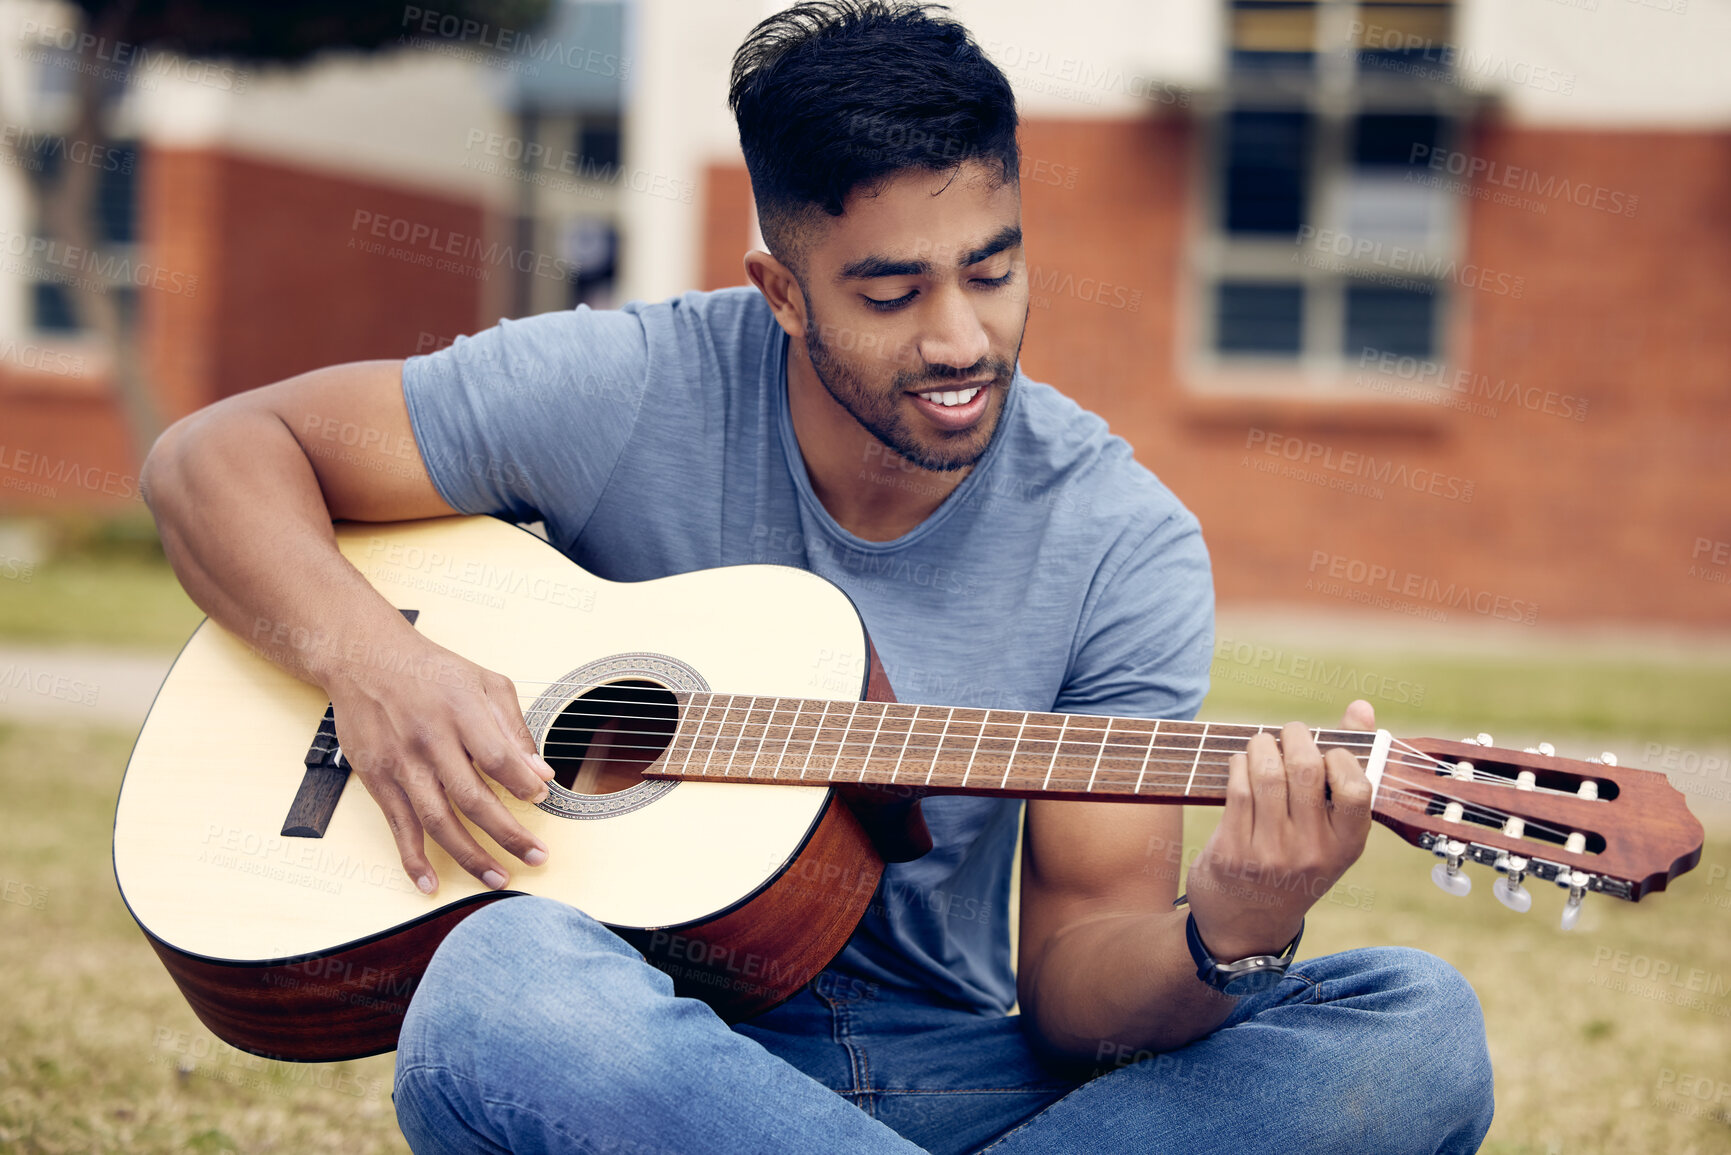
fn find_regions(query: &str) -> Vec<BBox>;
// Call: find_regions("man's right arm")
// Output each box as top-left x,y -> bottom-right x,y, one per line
142,359 -> 554,895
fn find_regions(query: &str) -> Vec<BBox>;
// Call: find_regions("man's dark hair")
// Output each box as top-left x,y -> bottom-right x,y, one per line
728,1 -> 1019,271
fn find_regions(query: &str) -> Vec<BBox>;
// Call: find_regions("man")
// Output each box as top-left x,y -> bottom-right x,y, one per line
142,2 -> 1494,1151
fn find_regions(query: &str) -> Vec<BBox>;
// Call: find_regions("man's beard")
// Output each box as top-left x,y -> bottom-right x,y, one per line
803,301 -> 1023,473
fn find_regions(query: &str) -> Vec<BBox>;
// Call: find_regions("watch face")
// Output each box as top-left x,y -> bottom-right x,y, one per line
1221,967 -> 1287,997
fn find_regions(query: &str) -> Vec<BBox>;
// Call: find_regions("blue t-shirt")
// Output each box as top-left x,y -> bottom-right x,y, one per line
402,287 -> 1214,1014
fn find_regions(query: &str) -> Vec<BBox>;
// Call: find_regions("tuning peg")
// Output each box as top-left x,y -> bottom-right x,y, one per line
1493,854 -> 1532,912
1477,733 -> 1493,747
1558,870 -> 1590,931
1460,736 -> 1481,746
1430,839 -> 1472,897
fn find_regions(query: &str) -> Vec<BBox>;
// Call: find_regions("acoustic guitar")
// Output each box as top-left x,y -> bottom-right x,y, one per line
113,516 -> 1704,1062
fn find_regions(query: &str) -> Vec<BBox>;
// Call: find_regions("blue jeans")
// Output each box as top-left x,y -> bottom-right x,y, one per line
395,897 -> 1493,1154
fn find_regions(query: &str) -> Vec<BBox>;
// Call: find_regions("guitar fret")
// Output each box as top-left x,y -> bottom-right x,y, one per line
700,694 -> 726,777
747,695 -> 770,779
1134,720 -> 1159,795
716,694 -> 736,773
1072,716 -> 1107,794
999,711 -> 1027,791
926,707 -> 955,786
801,701 -> 829,780
961,710 -> 988,788
837,699 -> 861,778
1183,722 -> 1209,795
1052,714 -> 1071,793
772,695 -> 799,779
860,701 -> 886,782
889,705 -> 913,784
680,694 -> 709,773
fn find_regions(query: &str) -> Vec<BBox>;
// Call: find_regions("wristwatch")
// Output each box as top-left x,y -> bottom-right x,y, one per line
1177,901 -> 1303,997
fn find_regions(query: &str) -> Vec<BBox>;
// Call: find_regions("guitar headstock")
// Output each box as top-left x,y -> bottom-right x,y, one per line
1371,734 -> 1704,928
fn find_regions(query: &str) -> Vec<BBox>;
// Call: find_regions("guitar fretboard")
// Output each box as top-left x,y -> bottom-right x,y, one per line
657,693 -> 1376,803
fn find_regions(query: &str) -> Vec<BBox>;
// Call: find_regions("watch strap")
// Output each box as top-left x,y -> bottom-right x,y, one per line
1183,911 -> 1303,992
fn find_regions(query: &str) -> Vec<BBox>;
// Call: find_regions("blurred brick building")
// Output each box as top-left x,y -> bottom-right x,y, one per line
2,0 -> 1727,626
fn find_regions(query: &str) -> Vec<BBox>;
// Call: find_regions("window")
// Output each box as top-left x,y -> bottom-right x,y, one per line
27,138 -> 140,335
1196,0 -> 1463,383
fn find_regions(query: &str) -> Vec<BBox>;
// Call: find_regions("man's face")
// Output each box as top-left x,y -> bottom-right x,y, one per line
794,161 -> 1028,472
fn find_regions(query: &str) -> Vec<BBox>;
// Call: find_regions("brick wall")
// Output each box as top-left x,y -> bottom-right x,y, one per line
0,149 -> 491,510
699,118 -> 1731,626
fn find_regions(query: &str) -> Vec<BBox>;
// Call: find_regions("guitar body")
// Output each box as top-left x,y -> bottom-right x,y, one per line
114,516 -> 890,1061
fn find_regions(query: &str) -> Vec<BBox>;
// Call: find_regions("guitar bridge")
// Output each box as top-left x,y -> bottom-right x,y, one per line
281,609 -> 418,839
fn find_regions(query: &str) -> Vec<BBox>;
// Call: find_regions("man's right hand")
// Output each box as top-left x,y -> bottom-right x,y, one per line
320,623 -> 556,895
142,357 -> 559,898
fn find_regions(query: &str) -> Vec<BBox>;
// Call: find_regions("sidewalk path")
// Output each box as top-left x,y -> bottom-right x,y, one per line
0,644 -> 176,729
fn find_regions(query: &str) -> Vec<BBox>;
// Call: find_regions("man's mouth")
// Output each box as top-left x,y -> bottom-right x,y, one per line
906,379 -> 992,430
912,385 -> 983,408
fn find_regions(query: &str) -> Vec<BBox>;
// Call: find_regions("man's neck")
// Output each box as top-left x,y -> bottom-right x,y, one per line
785,340 -> 972,543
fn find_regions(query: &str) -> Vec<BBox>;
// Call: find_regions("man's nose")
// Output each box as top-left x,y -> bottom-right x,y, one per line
916,285 -> 990,370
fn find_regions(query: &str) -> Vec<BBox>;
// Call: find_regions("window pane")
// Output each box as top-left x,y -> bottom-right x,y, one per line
576,119 -> 621,172
98,144 -> 139,245
1353,114 -> 1441,168
1217,282 -> 1304,354
1356,1 -> 1454,70
1230,1 -> 1317,70
1344,284 -> 1434,357
32,281 -> 79,332
1345,116 -> 1448,241
1223,110 -> 1310,236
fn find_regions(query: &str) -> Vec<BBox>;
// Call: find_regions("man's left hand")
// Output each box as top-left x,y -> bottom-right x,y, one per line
1184,700 -> 1377,962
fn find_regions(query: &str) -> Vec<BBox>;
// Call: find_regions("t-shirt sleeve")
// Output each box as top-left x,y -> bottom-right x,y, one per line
1055,508 -> 1215,722
400,306 -> 650,533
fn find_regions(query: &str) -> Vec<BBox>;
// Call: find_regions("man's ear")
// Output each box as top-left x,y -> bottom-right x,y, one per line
745,249 -> 808,341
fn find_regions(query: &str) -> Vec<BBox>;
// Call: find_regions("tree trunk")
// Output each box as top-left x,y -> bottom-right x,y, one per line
32,0 -> 163,475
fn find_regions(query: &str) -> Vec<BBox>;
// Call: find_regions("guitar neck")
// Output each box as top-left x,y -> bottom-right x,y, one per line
654,693 -> 1378,804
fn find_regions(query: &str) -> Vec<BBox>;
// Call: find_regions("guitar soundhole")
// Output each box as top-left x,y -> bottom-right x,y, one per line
543,679 -> 678,796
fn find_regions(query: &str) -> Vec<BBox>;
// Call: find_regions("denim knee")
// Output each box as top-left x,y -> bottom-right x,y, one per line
1348,946 -> 1495,1150
397,896 -> 663,1079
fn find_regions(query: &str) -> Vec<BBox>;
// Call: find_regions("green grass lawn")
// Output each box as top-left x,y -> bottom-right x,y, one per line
0,558 -> 203,651
0,724 -> 405,1154
1201,649 -> 1731,750
3,540 -> 1727,1152
2,719 -> 1726,1154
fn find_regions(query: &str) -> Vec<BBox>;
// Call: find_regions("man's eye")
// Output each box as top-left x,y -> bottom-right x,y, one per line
863,290 -> 917,311
975,271 -> 1014,288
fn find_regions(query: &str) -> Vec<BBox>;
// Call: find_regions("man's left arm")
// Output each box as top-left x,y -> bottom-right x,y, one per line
1012,509 -> 1374,1062
1016,704 -> 1376,1064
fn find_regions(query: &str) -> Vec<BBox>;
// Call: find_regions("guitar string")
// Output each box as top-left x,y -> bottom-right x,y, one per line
499,684 -> 1572,778
291,722 -> 1586,848
297,707 -> 1568,835
303,694 -> 1598,832
528,729 -> 1561,798
286,679 -> 1599,843
530,730 -> 1467,794
512,727 -> 1584,843
517,708 -> 1587,799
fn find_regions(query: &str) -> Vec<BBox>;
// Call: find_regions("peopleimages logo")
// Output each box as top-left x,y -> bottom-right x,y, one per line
399,5 -> 629,79
1294,226 -> 1525,298
1243,428 -> 1475,504
348,210 -> 574,282
1408,145 -> 1639,218
1306,550 -> 1539,626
